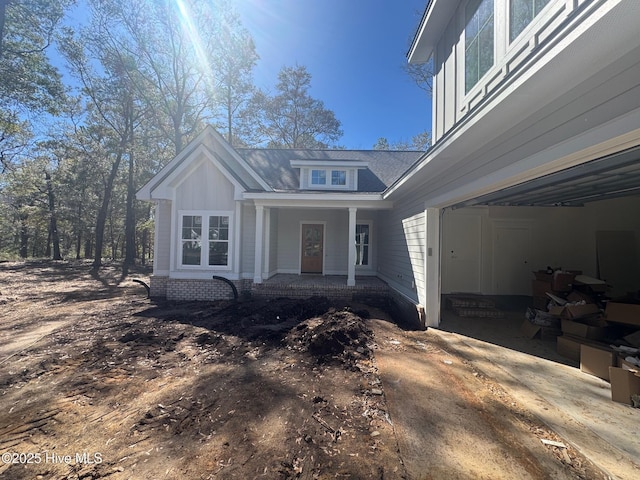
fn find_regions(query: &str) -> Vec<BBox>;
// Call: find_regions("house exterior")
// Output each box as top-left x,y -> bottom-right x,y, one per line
136,127 -> 425,317
138,0 -> 640,328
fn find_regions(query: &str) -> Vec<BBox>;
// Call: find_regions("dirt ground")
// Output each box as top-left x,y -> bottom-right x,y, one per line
0,261 -> 608,479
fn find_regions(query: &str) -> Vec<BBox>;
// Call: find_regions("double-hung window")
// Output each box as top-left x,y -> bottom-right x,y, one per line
180,212 -> 232,268
465,0 -> 495,93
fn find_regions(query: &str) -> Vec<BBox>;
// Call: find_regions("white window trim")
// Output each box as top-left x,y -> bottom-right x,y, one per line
461,0 -> 498,98
355,221 -> 373,270
506,0 -> 559,51
459,0 -> 563,111
177,210 -> 234,270
306,168 -> 352,191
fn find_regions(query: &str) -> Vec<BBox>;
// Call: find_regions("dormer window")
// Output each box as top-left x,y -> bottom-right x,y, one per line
290,159 -> 368,191
311,169 -> 327,185
331,170 -> 347,186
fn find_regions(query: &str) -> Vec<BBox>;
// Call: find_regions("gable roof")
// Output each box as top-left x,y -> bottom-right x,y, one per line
137,126 -> 270,200
236,148 -> 424,193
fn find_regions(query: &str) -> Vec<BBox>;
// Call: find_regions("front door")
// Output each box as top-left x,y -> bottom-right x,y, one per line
301,224 -> 324,274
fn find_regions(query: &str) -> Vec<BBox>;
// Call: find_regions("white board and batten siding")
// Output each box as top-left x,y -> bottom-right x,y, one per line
175,160 -> 235,211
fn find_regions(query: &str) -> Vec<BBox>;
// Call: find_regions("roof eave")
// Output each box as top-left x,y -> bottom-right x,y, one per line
407,0 -> 459,64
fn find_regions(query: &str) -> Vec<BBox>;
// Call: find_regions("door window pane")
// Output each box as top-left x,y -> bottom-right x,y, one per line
355,224 -> 370,266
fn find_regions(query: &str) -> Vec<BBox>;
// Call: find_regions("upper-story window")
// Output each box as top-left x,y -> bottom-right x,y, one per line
331,170 -> 347,186
465,0 -> 495,93
510,0 -> 551,42
311,169 -> 327,185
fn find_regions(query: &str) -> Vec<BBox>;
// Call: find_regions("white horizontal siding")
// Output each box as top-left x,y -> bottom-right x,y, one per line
378,195 -> 426,303
154,200 -> 172,272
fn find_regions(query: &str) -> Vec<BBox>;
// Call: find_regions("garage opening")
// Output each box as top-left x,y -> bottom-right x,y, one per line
437,146 -> 640,368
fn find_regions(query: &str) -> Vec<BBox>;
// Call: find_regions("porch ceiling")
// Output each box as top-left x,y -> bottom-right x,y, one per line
455,145 -> 640,208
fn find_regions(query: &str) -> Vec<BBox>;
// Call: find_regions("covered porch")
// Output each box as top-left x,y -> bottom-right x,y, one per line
247,195 -> 393,287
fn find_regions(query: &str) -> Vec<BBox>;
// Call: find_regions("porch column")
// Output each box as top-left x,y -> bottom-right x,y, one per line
347,207 -> 357,286
254,204 -> 264,284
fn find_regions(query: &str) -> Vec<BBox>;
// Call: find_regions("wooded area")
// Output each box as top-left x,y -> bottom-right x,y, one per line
0,0 -> 431,272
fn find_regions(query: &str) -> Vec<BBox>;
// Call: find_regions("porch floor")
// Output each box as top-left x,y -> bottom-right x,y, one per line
251,274 -> 389,300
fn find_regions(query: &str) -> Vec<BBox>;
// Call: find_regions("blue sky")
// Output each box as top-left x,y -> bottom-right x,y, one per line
232,0 -> 432,149
59,1 -> 432,150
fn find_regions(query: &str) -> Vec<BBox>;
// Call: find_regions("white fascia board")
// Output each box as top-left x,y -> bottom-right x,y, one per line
407,0 -> 459,64
151,144 -> 246,200
243,192 -> 393,210
206,126 -> 272,191
290,160 -> 369,169
136,128 -> 211,201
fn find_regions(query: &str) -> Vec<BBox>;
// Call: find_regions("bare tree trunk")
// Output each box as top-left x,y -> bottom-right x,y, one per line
92,150 -> 123,270
123,147 -> 136,275
18,212 -> 28,258
45,170 -> 62,260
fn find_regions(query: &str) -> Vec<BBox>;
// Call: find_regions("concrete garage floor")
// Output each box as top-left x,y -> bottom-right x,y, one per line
436,296 -> 640,480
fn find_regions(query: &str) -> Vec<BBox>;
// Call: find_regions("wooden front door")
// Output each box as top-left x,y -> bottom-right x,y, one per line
301,224 -> 324,274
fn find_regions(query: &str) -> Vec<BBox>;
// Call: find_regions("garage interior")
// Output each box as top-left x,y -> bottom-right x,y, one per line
438,144 -> 640,357
433,147 -> 640,476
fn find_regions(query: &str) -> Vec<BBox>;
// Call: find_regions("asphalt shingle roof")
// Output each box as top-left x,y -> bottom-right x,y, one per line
235,148 -> 424,193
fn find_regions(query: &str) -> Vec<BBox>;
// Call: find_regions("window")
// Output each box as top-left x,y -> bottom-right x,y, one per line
311,169 -> 326,185
510,0 -> 550,42
181,215 -> 202,266
180,213 -> 231,268
331,170 -> 347,186
355,224 -> 370,266
208,216 -> 229,266
465,0 -> 494,93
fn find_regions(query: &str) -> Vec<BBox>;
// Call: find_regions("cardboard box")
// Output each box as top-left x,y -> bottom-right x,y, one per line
580,344 -> 616,381
533,271 -> 553,282
573,275 -> 608,293
532,280 -> 553,298
552,271 -> 576,292
609,367 -> 640,405
551,304 -> 601,320
606,302 -> 640,327
567,291 -> 595,304
618,357 -> 640,370
557,335 -> 583,362
561,318 -> 608,341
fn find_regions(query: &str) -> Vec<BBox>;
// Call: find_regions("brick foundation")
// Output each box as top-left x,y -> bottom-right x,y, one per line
153,275 -> 423,330
149,275 -> 169,299
165,278 -> 248,301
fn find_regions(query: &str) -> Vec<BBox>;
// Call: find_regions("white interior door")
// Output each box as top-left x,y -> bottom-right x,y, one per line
442,212 -> 482,294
